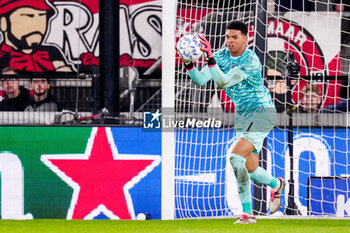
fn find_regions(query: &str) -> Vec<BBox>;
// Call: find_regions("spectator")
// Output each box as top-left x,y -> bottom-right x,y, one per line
0,67 -> 33,111
297,83 -> 322,113
25,78 -> 61,112
323,99 -> 350,113
267,50 -> 297,112
269,80 -> 288,113
324,78 -> 350,113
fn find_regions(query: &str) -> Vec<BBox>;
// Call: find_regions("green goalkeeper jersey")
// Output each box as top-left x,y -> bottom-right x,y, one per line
187,47 -> 275,116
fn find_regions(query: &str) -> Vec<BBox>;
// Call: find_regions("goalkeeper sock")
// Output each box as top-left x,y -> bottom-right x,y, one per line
230,153 -> 252,213
249,167 -> 278,189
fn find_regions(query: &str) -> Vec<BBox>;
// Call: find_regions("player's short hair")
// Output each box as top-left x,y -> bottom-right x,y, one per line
226,21 -> 248,35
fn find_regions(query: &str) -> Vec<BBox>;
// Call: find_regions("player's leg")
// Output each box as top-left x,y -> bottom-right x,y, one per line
230,138 -> 256,224
246,153 -> 285,213
246,153 -> 278,188
242,108 -> 285,213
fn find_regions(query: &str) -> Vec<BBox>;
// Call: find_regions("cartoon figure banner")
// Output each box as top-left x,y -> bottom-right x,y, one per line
0,0 -> 162,78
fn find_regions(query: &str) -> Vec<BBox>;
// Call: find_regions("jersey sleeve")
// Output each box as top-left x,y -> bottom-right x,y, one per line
208,65 -> 247,89
186,66 -> 212,86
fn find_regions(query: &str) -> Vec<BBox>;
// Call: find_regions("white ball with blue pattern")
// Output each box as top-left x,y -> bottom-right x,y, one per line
176,35 -> 203,62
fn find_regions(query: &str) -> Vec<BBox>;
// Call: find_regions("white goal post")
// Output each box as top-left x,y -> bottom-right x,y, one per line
161,0 -> 176,220
162,0 -> 350,219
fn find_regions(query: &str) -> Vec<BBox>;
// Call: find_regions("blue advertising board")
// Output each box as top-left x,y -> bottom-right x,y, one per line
1,126 -> 348,219
309,177 -> 350,216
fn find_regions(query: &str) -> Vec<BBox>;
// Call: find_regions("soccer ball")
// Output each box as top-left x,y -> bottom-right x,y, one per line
176,35 -> 203,62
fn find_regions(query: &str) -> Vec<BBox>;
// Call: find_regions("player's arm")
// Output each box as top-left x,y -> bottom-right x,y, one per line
186,65 -> 212,86
199,35 -> 247,89
207,65 -> 247,89
176,47 -> 212,86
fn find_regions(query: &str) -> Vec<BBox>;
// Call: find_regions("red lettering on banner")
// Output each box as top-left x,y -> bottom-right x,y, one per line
80,53 -> 99,66
120,54 -> 157,68
80,53 -> 157,69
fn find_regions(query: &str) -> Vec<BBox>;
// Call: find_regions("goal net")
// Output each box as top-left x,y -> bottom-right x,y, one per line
168,0 -> 350,218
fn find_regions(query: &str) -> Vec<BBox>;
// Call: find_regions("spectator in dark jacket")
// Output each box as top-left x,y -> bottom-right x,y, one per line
0,67 -> 33,111
25,77 -> 61,112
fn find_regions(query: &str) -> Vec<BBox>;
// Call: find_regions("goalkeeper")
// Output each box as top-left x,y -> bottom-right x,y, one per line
176,21 -> 285,224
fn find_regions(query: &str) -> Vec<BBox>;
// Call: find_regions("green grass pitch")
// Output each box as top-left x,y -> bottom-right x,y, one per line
0,219 -> 349,233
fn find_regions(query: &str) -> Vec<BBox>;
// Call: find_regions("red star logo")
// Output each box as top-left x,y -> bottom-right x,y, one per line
41,127 -> 160,219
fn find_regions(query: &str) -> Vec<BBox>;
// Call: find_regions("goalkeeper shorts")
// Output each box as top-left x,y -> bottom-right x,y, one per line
234,107 -> 277,154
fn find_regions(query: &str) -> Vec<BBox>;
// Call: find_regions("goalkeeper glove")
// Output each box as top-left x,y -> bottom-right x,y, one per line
199,35 -> 213,59
198,35 -> 216,66
176,46 -> 194,70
